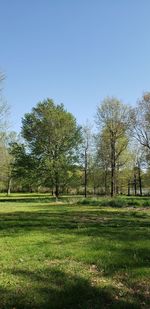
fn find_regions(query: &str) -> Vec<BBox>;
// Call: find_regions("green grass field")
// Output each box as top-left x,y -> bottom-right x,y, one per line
0,194 -> 150,308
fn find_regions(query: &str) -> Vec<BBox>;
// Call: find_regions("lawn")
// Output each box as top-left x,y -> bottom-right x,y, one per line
0,194 -> 150,308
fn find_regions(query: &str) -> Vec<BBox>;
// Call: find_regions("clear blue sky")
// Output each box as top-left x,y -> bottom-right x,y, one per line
0,0 -> 150,132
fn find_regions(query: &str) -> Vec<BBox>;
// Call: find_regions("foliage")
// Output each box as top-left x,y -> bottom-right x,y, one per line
1,71 -> 150,196
21,99 -> 82,196
96,97 -> 132,196
133,92 -> 150,149
10,142 -> 39,191
80,121 -> 94,197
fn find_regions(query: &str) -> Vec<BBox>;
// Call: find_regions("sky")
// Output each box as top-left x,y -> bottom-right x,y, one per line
0,0 -> 150,132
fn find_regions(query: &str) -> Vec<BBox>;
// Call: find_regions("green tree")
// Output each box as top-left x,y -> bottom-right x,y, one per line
0,73 -> 12,193
0,73 -> 9,132
10,142 -> 38,192
133,92 -> 150,149
95,129 -> 111,195
22,99 -> 82,197
96,97 -> 131,196
81,121 -> 94,197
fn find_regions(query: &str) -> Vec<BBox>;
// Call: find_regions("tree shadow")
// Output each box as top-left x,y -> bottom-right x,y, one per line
0,208 -> 149,236
0,267 -> 140,309
0,197 -> 54,203
0,205 -> 150,307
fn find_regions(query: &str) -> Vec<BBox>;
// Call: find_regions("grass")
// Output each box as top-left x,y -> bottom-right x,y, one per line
0,194 -> 150,308
78,196 -> 150,207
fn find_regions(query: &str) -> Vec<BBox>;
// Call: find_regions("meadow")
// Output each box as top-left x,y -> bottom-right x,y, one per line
0,194 -> 150,308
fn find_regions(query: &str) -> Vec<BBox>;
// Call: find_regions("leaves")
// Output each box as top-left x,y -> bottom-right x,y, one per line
21,99 -> 82,194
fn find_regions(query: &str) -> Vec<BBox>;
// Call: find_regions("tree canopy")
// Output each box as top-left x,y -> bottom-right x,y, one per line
96,97 -> 131,196
21,99 -> 82,197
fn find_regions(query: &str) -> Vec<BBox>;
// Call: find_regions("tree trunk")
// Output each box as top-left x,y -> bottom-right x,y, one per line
111,139 -> 115,197
137,162 -> 142,196
84,148 -> 87,198
104,169 -> 108,195
128,179 -> 130,196
55,183 -> 59,200
116,163 -> 119,195
134,174 -> 137,196
55,171 -> 59,200
111,166 -> 114,197
7,177 -> 11,196
139,174 -> 142,196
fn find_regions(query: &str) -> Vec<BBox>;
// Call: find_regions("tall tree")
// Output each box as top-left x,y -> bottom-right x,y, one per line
96,97 -> 131,196
21,99 -> 82,198
0,73 -> 9,132
0,73 -> 11,193
81,121 -> 93,197
133,92 -> 150,150
10,141 -> 39,192
0,72 -> 5,90
2,132 -> 15,194
95,129 -> 111,194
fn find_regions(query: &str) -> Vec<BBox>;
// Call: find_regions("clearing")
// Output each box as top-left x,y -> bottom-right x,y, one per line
0,194 -> 150,308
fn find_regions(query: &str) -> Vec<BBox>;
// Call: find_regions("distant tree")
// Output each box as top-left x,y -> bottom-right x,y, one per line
95,129 -> 111,195
0,72 -> 5,89
133,92 -> 150,150
21,99 -> 82,197
0,73 -> 9,132
131,146 -> 146,196
81,121 -> 93,197
0,132 -> 18,193
96,97 -> 131,196
10,142 -> 38,192
0,73 -> 11,193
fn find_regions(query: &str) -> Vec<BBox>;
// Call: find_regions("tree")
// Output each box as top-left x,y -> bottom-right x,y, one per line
0,72 -> 5,90
81,121 -> 93,197
1,132 -> 15,194
10,141 -> 39,192
133,92 -> 150,150
0,73 -> 9,132
95,127 -> 133,195
0,73 -> 12,193
95,129 -> 111,195
21,99 -> 82,198
96,97 -> 131,196
130,145 -> 146,196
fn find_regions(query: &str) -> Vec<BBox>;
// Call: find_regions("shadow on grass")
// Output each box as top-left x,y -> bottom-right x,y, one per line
0,195 -> 150,206
0,209 -> 150,271
0,195 -> 79,204
0,268 -> 140,309
0,208 -> 149,234
0,205 -> 150,308
0,197 -> 55,203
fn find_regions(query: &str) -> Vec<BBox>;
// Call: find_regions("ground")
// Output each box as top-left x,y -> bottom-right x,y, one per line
0,194 -> 150,308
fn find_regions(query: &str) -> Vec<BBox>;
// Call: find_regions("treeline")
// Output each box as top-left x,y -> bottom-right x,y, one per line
0,75 -> 150,196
